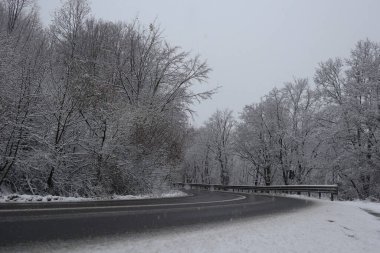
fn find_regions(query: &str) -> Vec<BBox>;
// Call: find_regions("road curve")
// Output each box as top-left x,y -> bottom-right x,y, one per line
0,190 -> 314,246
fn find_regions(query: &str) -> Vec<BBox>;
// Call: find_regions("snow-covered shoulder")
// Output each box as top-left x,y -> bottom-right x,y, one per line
0,190 -> 188,203
288,194 -> 380,214
339,199 -> 380,215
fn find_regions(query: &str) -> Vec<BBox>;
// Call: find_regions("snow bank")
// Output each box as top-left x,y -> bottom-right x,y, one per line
3,197 -> 380,253
0,190 -> 187,203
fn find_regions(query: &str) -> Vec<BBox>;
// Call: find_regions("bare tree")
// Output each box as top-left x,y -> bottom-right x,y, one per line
205,110 -> 235,185
0,0 -> 47,189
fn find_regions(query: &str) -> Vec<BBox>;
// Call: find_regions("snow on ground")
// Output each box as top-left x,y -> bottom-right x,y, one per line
340,199 -> 380,215
3,196 -> 380,253
0,190 -> 187,203
280,193 -> 380,215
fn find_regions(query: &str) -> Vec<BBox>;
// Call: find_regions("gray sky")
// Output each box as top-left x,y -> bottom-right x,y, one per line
37,0 -> 380,126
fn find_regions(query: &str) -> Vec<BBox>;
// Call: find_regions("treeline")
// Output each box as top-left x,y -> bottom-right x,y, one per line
0,0 -> 212,196
183,40 -> 380,200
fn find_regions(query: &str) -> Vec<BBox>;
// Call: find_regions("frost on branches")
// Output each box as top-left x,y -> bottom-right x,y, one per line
0,0 -> 213,197
183,43 -> 380,200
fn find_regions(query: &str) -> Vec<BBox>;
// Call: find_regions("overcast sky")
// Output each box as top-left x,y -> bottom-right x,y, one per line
37,0 -> 380,126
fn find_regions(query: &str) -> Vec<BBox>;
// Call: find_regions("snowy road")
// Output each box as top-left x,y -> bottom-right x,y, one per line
0,190 -> 313,246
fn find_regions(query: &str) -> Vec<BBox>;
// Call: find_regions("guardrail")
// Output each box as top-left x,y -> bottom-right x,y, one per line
173,182 -> 338,201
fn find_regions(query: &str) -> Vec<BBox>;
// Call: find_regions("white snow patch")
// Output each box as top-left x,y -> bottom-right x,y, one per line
340,199 -> 380,215
111,190 -> 188,200
271,193 -> 380,215
0,190 -> 187,203
3,197 -> 380,253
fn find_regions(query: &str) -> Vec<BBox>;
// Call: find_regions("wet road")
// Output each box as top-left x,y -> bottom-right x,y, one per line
0,190 -> 314,246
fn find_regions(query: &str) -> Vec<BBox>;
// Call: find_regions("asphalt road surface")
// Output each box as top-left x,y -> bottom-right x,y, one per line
0,190 -> 314,246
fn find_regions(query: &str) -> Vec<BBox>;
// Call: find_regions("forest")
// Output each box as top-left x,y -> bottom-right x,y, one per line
1,0 -> 379,200
0,0 -> 212,196
184,45 -> 380,200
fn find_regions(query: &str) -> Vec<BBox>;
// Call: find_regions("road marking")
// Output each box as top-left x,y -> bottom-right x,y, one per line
0,194 -> 247,213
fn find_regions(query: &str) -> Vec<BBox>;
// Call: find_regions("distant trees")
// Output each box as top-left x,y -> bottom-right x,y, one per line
206,110 -> 235,185
0,0 -> 212,196
235,101 -> 277,186
183,40 -> 380,200
183,127 -> 213,184
183,110 -> 234,185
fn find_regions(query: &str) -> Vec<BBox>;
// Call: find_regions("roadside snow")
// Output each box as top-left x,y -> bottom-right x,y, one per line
3,196 -> 380,253
0,190 -> 187,203
340,199 -> 380,215
280,193 -> 380,215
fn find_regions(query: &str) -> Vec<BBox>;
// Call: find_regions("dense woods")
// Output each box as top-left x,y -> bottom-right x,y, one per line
0,0 -> 212,196
1,0 -> 379,200
184,41 -> 380,200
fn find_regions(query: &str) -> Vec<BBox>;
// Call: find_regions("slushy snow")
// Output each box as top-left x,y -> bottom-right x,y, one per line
3,196 -> 380,253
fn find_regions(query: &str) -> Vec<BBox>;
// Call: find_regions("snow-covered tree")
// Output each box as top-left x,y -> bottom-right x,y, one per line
0,0 -> 213,196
